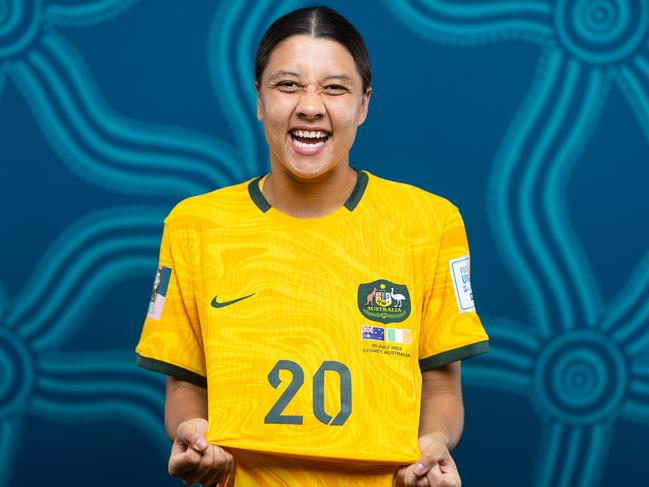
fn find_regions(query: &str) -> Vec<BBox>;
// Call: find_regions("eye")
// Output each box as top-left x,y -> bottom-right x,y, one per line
276,81 -> 301,92
323,84 -> 348,95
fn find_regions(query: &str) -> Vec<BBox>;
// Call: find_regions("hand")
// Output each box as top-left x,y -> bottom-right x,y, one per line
168,418 -> 234,486
395,433 -> 461,487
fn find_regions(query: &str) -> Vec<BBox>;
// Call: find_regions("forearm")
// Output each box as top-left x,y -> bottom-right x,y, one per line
164,376 -> 208,440
418,362 -> 464,451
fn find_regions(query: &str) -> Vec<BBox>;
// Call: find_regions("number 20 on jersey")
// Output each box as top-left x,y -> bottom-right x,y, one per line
264,360 -> 352,426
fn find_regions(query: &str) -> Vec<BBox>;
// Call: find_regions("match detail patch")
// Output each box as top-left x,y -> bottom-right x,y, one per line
147,266 -> 172,320
449,256 -> 475,313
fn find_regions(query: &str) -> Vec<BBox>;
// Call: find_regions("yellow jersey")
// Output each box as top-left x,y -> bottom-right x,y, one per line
135,169 -> 489,485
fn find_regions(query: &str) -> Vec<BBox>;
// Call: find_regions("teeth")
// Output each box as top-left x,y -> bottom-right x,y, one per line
292,138 -> 326,149
291,130 -> 329,138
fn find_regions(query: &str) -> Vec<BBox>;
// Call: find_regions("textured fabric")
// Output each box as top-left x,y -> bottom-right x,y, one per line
135,170 -> 489,485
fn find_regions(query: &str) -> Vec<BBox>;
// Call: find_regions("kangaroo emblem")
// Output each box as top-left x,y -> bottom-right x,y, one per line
365,287 -> 378,306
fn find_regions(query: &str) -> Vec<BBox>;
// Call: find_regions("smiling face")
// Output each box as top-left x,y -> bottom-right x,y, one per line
256,35 -> 371,181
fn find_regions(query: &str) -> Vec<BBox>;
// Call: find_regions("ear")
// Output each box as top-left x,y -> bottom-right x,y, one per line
357,87 -> 372,126
255,81 -> 263,121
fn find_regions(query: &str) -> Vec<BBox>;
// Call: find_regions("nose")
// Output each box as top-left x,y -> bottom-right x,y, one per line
296,89 -> 325,120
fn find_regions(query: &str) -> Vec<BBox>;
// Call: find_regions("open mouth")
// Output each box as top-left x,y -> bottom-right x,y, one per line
288,129 -> 331,149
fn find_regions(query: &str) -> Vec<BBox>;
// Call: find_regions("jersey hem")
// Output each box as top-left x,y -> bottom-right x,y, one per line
418,340 -> 489,371
135,353 -> 207,387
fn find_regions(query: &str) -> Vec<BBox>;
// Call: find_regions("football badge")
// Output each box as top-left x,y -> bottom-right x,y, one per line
147,265 -> 171,320
357,280 -> 411,324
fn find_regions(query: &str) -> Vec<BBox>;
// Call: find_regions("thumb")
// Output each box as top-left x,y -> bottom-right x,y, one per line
414,433 -> 449,476
412,450 -> 443,476
412,459 -> 435,476
177,420 -> 209,451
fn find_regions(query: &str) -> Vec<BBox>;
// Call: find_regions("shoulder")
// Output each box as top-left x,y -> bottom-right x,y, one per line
364,171 -> 460,232
163,178 -> 257,231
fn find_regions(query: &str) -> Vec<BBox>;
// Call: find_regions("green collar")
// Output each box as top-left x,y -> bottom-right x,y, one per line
247,168 -> 369,214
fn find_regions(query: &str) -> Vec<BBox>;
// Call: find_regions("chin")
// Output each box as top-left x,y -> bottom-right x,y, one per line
283,158 -> 337,181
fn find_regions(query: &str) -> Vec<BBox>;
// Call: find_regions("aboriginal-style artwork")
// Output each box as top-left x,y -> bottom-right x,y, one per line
1,1 -> 647,486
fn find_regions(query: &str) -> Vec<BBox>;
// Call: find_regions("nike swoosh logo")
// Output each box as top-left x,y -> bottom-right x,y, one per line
210,293 -> 255,308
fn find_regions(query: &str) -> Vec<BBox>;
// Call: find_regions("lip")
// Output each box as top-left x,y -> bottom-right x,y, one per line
287,132 -> 330,157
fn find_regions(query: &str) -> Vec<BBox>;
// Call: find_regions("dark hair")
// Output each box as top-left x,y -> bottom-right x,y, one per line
255,6 -> 371,92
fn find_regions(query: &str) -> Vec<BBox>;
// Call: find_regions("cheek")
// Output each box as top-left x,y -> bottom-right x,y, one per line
262,96 -> 294,129
330,101 -> 364,130
332,108 -> 362,138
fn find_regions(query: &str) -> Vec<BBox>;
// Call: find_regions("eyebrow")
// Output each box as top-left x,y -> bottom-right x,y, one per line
322,74 -> 353,83
268,70 -> 301,81
267,71 -> 354,84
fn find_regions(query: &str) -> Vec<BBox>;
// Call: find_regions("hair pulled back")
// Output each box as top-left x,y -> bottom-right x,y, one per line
255,6 -> 371,92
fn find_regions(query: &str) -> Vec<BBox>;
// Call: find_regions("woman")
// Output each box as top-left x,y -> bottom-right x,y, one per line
135,6 -> 489,486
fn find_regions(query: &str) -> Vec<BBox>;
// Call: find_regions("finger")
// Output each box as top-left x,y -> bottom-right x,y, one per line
436,460 -> 461,487
212,447 -> 235,484
394,466 -> 407,487
194,445 -> 224,485
395,465 -> 416,487
416,476 -> 430,487
438,453 -> 457,474
189,444 -> 230,486
196,446 -> 234,486
426,463 -> 457,487
402,464 -> 420,486
170,437 -> 189,456
177,421 -> 209,452
413,451 -> 444,477
169,448 -> 202,477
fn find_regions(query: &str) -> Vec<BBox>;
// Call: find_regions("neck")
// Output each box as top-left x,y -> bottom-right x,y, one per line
262,164 -> 358,218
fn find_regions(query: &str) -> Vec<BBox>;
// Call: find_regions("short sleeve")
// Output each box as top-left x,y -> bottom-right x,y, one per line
419,205 -> 489,371
135,223 -> 207,387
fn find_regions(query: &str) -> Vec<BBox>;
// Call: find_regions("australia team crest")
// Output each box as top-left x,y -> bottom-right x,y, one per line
357,280 -> 411,324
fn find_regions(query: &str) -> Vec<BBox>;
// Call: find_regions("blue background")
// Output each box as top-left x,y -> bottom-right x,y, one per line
1,1 -> 648,485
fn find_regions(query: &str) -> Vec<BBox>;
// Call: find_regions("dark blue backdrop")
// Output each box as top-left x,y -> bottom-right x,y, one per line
1,1 -> 648,486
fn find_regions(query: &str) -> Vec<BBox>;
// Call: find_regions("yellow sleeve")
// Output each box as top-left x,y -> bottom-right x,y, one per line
418,204 -> 489,371
135,223 -> 206,386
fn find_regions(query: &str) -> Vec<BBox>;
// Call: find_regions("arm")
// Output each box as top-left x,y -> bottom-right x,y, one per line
396,362 -> 464,487
165,376 -> 208,439
418,361 -> 464,451
165,376 -> 234,486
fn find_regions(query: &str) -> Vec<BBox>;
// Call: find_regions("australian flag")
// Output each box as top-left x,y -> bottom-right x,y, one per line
361,325 -> 385,341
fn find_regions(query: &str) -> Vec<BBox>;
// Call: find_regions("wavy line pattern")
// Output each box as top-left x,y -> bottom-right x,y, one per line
380,0 -> 554,46
623,362 -> 649,424
531,423 -> 612,487
6,207 -> 165,348
33,351 -> 168,455
45,0 -> 139,27
463,317 -> 538,395
489,50 -> 607,336
617,55 -> 649,144
0,0 -> 42,59
603,252 -> 649,354
9,32 -> 240,196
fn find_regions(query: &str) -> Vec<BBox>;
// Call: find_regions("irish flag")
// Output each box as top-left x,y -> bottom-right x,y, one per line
386,328 -> 411,344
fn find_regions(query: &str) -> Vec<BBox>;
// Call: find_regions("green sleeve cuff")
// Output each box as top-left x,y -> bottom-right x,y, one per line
419,340 -> 490,371
136,353 -> 207,388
